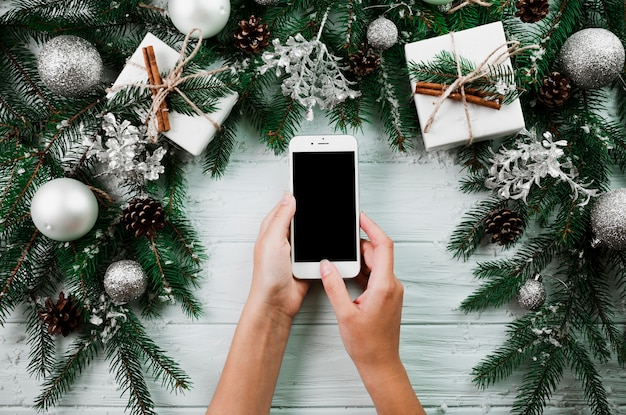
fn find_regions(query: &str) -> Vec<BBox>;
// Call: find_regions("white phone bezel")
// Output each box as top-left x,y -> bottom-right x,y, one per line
288,135 -> 360,279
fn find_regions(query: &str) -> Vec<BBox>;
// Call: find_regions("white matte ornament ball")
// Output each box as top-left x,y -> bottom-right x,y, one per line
559,28 -> 625,90
103,260 -> 148,305
168,0 -> 231,39
367,16 -> 398,51
37,35 -> 103,97
591,188 -> 626,250
30,178 -> 99,242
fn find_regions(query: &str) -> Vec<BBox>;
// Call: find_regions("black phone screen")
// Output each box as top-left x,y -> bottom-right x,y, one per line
292,151 -> 357,262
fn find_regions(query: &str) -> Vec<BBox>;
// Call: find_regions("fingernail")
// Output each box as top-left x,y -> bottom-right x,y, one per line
281,192 -> 292,205
320,259 -> 332,276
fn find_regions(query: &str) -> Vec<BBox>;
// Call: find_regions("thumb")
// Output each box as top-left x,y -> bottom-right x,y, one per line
320,260 -> 352,317
260,193 -> 296,239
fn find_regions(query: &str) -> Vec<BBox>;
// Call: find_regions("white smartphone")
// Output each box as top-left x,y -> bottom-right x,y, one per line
289,135 -> 360,279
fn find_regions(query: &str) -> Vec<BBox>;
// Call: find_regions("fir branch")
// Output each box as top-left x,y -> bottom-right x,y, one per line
512,344 -> 565,415
457,140 -> 492,174
123,312 -> 192,393
0,41 -> 54,113
34,332 -> 101,411
447,195 -> 504,259
0,229 -> 39,323
106,328 -> 157,415
26,302 -> 55,380
472,314 -> 543,388
373,53 -> 415,151
261,95 -> 305,154
460,233 -> 557,312
329,86 -> 367,133
203,115 -> 237,178
563,336 -> 612,415
159,150 -> 188,214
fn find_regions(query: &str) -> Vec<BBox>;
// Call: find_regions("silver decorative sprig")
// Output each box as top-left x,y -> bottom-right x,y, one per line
258,9 -> 360,121
83,113 -> 166,185
485,130 -> 600,206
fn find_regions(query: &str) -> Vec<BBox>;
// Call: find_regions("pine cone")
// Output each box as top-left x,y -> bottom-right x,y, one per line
349,45 -> 381,77
234,15 -> 270,54
39,292 -> 82,336
514,0 -> 550,23
122,197 -> 165,238
485,208 -> 524,245
537,72 -> 572,108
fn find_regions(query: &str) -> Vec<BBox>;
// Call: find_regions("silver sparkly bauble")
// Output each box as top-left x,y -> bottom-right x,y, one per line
30,178 -> 99,242
254,0 -> 278,4
518,274 -> 547,311
103,260 -> 148,305
168,0 -> 231,39
559,28 -> 625,90
37,35 -> 103,97
367,16 -> 398,51
590,188 -> 626,250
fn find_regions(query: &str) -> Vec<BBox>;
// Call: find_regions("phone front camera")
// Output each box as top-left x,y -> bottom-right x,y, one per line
310,142 -> 313,145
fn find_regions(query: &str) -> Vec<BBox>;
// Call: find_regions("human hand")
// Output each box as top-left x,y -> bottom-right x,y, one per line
250,193 -> 310,320
320,212 -> 404,372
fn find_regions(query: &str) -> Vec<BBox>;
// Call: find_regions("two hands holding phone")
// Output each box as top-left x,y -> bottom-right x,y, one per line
205,136 -> 425,415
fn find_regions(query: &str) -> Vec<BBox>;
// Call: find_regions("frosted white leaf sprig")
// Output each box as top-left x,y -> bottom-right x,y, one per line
258,9 -> 360,121
83,113 -> 166,185
485,131 -> 600,206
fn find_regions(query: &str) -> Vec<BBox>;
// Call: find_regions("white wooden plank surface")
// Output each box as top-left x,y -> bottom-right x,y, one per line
1,116 -> 625,415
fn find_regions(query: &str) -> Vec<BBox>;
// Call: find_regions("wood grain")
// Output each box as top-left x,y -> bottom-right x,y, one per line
1,117 -> 625,414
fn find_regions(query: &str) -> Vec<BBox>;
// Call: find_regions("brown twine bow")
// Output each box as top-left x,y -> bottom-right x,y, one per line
447,0 -> 492,14
423,33 -> 538,145
107,28 -> 229,143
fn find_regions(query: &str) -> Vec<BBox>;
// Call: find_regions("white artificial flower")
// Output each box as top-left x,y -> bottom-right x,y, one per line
485,130 -> 600,206
83,113 -> 166,184
258,33 -> 360,120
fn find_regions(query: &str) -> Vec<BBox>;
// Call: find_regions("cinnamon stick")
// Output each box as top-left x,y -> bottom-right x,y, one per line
415,86 -> 502,110
142,45 -> 171,132
415,82 -> 502,110
415,81 -> 503,100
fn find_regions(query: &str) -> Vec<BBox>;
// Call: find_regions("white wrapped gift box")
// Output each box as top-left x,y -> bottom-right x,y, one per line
404,21 -> 526,151
108,32 -> 238,156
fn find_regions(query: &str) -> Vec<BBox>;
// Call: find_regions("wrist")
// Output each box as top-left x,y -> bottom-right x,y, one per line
355,355 -> 404,385
244,294 -> 295,330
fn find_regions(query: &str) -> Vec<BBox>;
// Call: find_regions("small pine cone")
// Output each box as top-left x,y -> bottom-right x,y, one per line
122,197 -> 165,238
514,0 -> 550,23
234,15 -> 270,54
39,292 -> 82,336
537,72 -> 572,108
349,45 -> 381,77
485,208 -> 524,245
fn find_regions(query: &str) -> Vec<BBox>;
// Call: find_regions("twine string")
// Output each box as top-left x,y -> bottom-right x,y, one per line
107,28 -> 229,142
448,0 -> 492,14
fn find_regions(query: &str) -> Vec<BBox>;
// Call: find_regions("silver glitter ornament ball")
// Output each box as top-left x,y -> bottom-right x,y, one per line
254,0 -> 278,4
558,28 -> 625,90
518,274 -> 547,311
103,260 -> 148,305
30,178 -> 99,242
38,35 -> 103,97
591,188 -> 626,250
367,16 -> 398,51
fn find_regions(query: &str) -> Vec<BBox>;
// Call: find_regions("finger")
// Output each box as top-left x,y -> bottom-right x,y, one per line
259,193 -> 295,238
359,212 -> 395,285
360,212 -> 393,251
353,272 -> 369,290
320,260 -> 353,317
